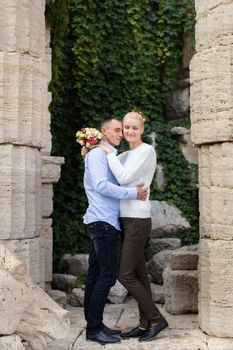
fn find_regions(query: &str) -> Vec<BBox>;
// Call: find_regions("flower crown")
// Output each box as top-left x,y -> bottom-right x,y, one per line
75,127 -> 102,149
131,109 -> 147,123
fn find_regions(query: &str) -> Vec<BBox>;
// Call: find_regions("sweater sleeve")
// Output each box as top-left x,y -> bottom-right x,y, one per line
87,148 -> 137,199
107,145 -> 156,185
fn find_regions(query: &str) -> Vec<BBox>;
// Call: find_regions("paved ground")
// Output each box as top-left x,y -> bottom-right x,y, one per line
45,298 -> 214,350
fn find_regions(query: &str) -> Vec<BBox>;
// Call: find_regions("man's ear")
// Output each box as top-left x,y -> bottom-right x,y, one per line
101,127 -> 106,135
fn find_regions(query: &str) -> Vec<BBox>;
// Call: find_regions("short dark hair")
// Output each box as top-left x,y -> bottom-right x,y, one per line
100,115 -> 122,128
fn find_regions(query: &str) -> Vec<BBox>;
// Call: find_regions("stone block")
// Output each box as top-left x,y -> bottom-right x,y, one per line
199,145 -> 233,240
41,51 -> 52,156
191,78 -> 233,124
0,145 -> 41,239
198,145 -> 210,169
69,288 -> 85,307
195,0 -> 208,16
199,239 -> 233,337
151,283 -> 164,304
150,201 -> 190,238
198,147 -> 210,187
0,250 -> 33,335
45,281 -> 52,291
201,223 -> 233,241
40,219 -> 53,282
47,289 -> 67,308
199,143 -> 233,189
166,87 -> 190,119
170,245 -> 199,271
40,218 -> 53,240
199,187 -> 233,239
181,144 -> 198,165
148,250 -> 173,285
39,236 -> 45,289
41,184 -> 53,217
196,2 -> 233,50
191,118 -> 233,146
0,245 -> 69,347
0,238 -> 41,284
108,280 -> 128,304
195,0 -> 233,18
190,47 -> 233,145
0,0 -> 45,57
149,238 -> 181,256
208,337 -> 233,350
190,47 -> 232,84
41,156 -> 65,183
0,52 -> 47,147
0,335 -> 25,350
41,104 -> 52,156
163,267 -> 198,314
62,253 -> 89,277
52,274 -> 77,292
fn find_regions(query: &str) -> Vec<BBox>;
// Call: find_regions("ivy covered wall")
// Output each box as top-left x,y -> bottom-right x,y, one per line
46,0 -> 197,268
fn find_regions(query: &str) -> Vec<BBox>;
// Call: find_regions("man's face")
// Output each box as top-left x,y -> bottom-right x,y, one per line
101,120 -> 123,146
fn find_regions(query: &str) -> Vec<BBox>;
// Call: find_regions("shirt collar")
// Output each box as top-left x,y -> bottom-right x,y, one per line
101,140 -> 118,155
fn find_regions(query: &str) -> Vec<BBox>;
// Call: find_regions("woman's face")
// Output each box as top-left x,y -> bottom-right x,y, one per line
123,116 -> 144,143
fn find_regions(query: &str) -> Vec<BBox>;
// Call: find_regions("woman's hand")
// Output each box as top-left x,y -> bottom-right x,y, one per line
98,144 -> 113,154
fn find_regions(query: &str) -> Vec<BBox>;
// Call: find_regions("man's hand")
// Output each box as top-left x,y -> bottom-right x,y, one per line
136,182 -> 148,201
81,146 -> 88,158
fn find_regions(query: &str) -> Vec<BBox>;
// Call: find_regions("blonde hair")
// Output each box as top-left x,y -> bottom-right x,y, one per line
123,110 -> 146,126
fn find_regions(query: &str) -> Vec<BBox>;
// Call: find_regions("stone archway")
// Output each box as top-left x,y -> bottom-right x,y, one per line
190,0 -> 233,338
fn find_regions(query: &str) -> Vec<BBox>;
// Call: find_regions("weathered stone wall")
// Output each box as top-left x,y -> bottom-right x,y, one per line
191,0 -> 233,337
0,0 -> 64,288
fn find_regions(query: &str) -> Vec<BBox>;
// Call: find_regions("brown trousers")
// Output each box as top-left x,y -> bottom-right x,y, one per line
119,218 -> 164,329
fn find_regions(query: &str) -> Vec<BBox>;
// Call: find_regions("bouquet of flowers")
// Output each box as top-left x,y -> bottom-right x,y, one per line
75,127 -> 102,149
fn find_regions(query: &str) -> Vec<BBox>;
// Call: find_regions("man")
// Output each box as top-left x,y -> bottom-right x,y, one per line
83,116 -> 148,345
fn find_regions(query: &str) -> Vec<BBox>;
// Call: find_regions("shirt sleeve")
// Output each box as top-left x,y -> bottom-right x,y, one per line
87,148 -> 137,199
107,146 -> 156,185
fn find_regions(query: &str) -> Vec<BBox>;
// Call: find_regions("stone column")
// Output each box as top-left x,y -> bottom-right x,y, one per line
0,1 -> 64,287
39,18 -> 65,290
190,0 -> 233,337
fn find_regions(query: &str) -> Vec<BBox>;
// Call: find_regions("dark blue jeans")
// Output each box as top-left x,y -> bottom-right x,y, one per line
84,221 -> 120,334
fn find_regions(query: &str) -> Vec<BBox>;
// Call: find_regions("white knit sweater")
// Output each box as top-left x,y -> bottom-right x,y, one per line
106,143 -> 156,218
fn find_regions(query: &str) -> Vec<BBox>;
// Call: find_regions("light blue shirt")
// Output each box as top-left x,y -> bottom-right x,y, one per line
83,142 -> 137,230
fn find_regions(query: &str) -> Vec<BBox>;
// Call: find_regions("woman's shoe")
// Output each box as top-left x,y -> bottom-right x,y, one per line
121,326 -> 147,339
139,319 -> 168,342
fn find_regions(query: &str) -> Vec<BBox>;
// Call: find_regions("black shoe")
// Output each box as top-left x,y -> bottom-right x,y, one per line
86,330 -> 121,345
103,324 -> 121,335
139,319 -> 168,342
121,326 -> 147,339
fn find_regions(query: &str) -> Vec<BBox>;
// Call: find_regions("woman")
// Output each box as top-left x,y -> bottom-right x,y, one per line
98,111 -> 168,342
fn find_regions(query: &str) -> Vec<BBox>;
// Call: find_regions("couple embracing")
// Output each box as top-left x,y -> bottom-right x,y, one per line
82,111 -> 168,345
